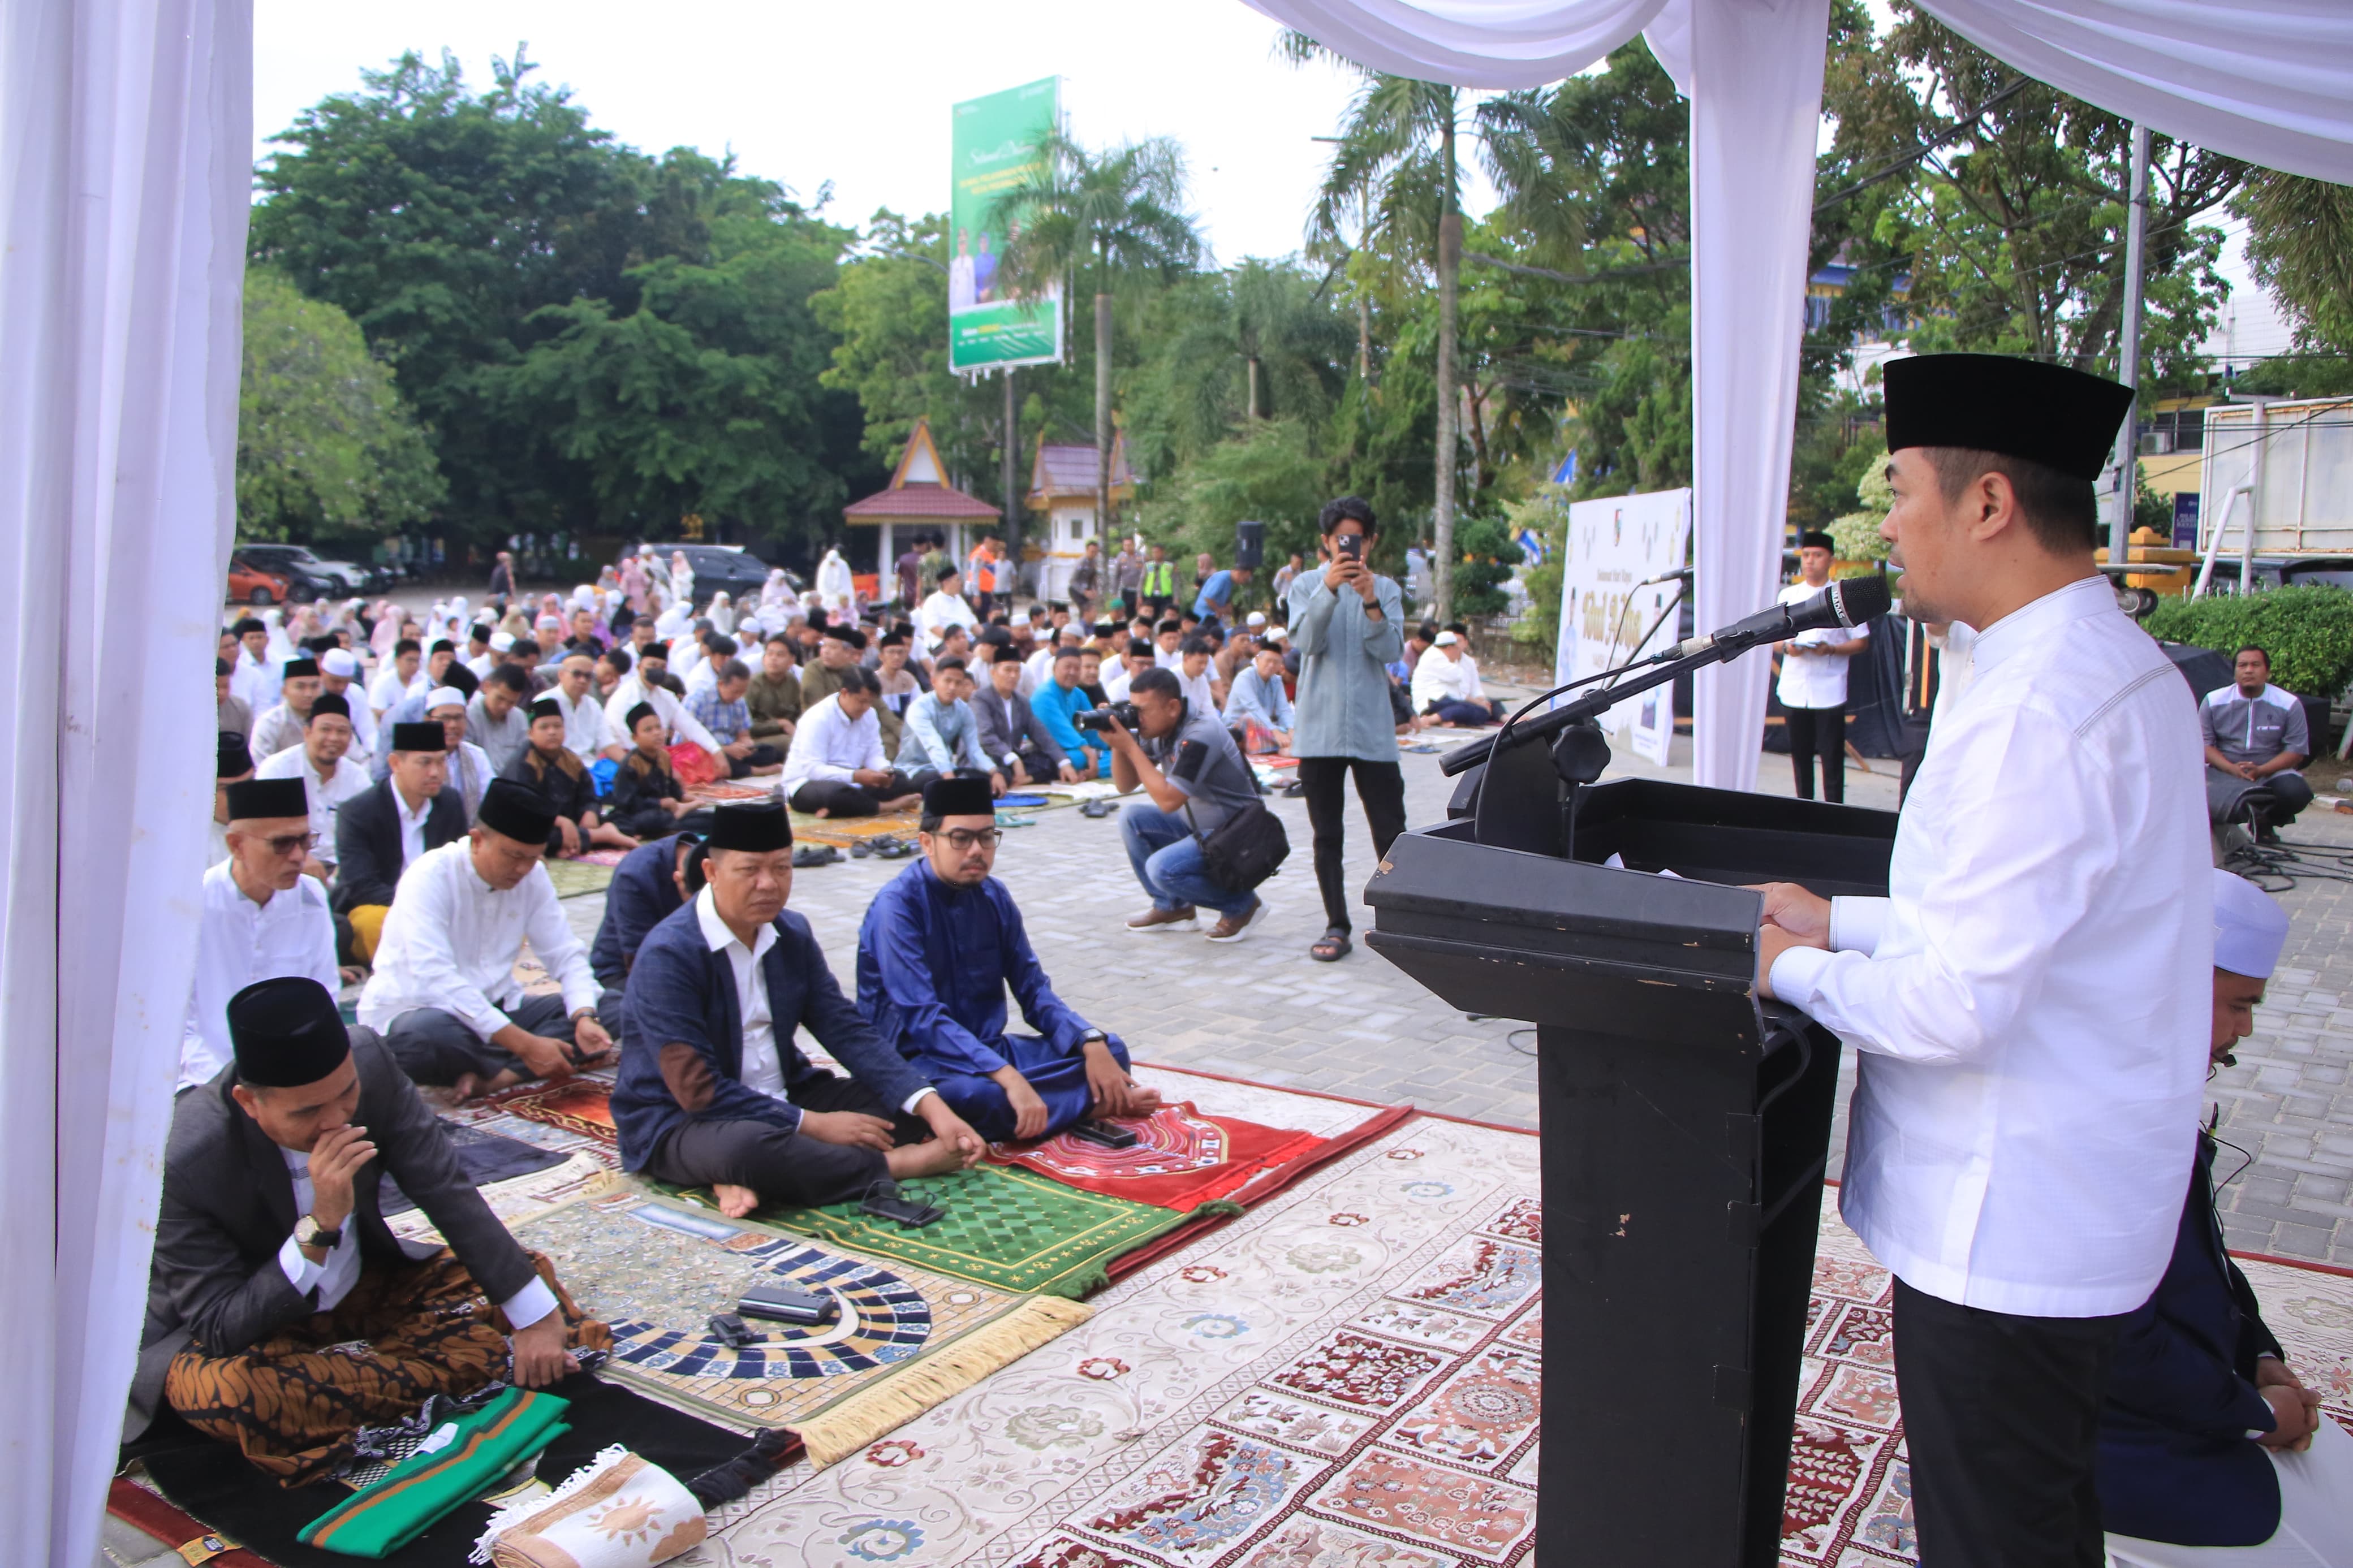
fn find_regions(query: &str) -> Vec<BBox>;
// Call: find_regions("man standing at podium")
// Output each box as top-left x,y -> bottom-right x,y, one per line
1756,354 -> 2210,1568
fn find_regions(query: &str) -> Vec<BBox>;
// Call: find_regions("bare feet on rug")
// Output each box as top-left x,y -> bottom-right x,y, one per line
881,793 -> 921,813
1081,1039 -> 1161,1120
714,1182 -> 761,1219
889,1137 -> 972,1180
423,1073 -> 482,1108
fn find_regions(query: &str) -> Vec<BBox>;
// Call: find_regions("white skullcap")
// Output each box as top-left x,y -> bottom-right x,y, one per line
425,685 -> 466,710
2213,869 -> 2289,979
1246,611 -> 1267,627
490,632 -> 516,651
1434,630 -> 1460,646
1264,625 -> 1288,642
320,649 -> 359,677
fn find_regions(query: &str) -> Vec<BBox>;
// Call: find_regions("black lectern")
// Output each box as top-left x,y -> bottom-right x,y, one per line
1367,745 -> 1896,1568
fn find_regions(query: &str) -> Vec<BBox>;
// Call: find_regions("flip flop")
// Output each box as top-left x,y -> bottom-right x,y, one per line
996,812 -> 1036,828
1079,798 -> 1122,819
791,845 -> 840,868
873,836 -> 916,859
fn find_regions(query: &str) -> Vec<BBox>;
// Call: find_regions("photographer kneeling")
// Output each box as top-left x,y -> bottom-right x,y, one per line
1101,667 -> 1271,942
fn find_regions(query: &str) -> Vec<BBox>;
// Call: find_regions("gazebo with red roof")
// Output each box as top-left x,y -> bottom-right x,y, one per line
843,419 -> 1001,602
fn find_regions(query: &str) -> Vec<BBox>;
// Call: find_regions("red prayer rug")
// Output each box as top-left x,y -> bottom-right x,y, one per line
482,1074 -> 621,1147
989,1102 -> 1329,1213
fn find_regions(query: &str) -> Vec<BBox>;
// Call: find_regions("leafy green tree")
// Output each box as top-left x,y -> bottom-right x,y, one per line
238,266 -> 443,542
1291,37 -> 1469,618
251,50 -> 734,543
484,162 -> 876,550
2236,171 -> 2353,357
994,131 -> 1203,539
1156,420 -> 1329,573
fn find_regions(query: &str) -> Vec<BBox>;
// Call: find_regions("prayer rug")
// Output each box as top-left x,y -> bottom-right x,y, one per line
687,779 -> 775,806
790,808 -> 921,849
122,1370 -> 752,1568
384,1152 -> 610,1252
673,1161 -> 1204,1301
542,857 -> 615,900
377,1122 -> 568,1217
691,1108 -> 1545,1568
988,1096 -> 1410,1213
509,1181 -> 1092,1467
480,1074 -> 622,1148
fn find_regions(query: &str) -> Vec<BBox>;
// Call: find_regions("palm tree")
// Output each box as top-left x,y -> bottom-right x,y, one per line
994,131 -> 1203,538
1288,35 -> 1466,618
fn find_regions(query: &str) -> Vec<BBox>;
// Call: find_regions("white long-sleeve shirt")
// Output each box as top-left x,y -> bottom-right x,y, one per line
779,694 -> 884,791
554,687 -> 608,759
273,1144 -> 555,1328
179,862 -> 339,1091
602,674 -> 717,753
255,743 -> 371,865
357,839 -> 601,1042
1411,647 -> 1473,712
1770,575 -> 2210,1318
915,590 -> 979,651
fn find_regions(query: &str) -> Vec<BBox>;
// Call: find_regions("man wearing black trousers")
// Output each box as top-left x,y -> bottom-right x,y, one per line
1753,355 -> 2211,1567
1772,529 -> 1868,801
1285,496 -> 1407,964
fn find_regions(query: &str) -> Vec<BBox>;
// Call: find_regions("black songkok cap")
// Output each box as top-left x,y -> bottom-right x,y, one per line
228,977 -> 350,1088
441,661 -> 480,699
1882,353 -> 2134,483
704,801 -> 792,853
390,721 -> 446,753
991,644 -> 1024,665
476,777 -> 556,845
624,701 -> 659,733
430,639 -> 456,656
1797,531 -> 1835,552
469,623 -> 494,643
225,777 -> 309,820
217,731 -> 253,779
216,657 -> 234,677
923,774 -> 996,820
527,696 -> 564,724
281,657 -> 320,681
307,691 -> 350,723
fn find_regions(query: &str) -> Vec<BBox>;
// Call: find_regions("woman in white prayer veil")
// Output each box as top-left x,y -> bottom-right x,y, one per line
368,601 -> 400,660
669,550 -> 695,607
816,547 -> 854,615
760,567 -> 790,611
707,591 -> 735,636
653,599 -> 692,641
261,608 -> 295,666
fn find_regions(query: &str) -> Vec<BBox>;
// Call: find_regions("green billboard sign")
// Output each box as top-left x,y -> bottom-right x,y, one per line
949,76 -> 1063,373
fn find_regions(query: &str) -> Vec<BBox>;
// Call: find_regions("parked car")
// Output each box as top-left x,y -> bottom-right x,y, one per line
234,542 -> 385,598
626,543 -> 800,601
226,552 -> 293,605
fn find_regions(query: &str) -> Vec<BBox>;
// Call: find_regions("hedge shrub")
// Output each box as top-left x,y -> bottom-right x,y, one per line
2143,583 -> 2353,696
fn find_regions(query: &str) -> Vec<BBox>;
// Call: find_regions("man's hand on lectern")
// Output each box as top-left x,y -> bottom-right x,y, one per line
1756,921 -> 1821,1000
1748,882 -> 1831,944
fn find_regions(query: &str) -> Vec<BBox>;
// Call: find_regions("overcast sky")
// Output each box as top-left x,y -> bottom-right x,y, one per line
252,0 -> 2286,357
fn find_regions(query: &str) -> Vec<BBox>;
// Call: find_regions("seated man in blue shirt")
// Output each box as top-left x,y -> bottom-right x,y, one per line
614,803 -> 982,1217
1223,642 -> 1296,754
2098,869 -> 2353,1561
1192,564 -> 1249,625
1031,646 -> 1106,779
893,655 -> 1005,794
588,831 -> 701,1029
857,776 -> 1160,1142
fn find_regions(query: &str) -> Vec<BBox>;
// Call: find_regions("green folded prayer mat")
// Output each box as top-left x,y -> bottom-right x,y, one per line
298,1388 -> 571,1558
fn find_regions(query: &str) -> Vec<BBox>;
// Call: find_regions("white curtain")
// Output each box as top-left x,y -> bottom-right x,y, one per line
0,0 -> 249,1562
1245,0 -> 2353,787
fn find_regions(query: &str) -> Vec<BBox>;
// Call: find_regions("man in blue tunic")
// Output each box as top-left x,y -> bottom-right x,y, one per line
615,803 -> 984,1217
588,831 -> 700,1027
857,775 -> 1161,1142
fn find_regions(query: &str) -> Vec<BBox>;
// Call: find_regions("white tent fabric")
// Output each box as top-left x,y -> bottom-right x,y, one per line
1246,0 -> 2353,788
0,0 -> 251,1563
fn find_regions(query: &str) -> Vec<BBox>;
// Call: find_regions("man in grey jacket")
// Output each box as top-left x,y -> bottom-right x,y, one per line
134,977 -> 606,1481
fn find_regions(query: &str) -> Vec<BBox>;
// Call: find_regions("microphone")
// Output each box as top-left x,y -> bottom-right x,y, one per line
1634,565 -> 1693,587
1670,575 -> 1889,659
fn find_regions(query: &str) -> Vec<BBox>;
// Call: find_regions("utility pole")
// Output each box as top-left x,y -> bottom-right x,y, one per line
1002,368 -> 1020,563
2108,123 -> 2151,580
1433,107 -> 1460,625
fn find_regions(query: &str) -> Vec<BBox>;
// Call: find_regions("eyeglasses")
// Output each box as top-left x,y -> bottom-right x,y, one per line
261,831 -> 318,857
941,829 -> 1002,851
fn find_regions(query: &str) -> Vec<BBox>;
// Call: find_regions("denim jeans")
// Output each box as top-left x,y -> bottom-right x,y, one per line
1121,804 -> 1255,919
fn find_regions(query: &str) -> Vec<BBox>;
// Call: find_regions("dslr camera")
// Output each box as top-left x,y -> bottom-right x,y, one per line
1074,700 -> 1141,734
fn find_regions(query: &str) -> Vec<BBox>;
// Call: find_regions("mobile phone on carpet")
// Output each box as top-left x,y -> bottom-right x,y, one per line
1068,1120 -> 1140,1150
738,1282 -> 837,1325
860,1182 -> 947,1228
707,1312 -> 761,1348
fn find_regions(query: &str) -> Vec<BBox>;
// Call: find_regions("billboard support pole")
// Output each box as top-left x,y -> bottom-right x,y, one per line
1002,368 -> 1020,568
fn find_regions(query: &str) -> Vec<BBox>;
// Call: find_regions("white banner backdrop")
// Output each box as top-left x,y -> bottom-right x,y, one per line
1552,488 -> 1692,765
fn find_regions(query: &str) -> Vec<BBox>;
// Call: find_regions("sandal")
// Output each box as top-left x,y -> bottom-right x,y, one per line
1309,927 -> 1353,962
873,836 -> 916,859
1079,798 -> 1122,819
791,845 -> 840,868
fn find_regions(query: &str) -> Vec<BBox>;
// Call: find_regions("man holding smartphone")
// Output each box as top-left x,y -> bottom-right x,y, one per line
1286,496 -> 1407,964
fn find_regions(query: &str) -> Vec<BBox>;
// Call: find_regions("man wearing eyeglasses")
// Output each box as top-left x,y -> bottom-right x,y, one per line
856,775 -> 1161,1143
179,777 -> 341,1091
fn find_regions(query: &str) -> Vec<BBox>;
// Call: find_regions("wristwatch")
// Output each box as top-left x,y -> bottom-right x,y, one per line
294,1213 -> 341,1252
1081,1029 -> 1108,1047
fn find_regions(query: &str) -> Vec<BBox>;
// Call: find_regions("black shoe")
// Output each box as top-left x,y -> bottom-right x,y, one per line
1080,798 -> 1121,819
792,845 -> 839,868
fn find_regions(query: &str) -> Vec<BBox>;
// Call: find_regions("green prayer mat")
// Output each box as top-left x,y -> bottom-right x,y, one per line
298,1388 -> 569,1559
543,858 -> 617,900
663,1163 -> 1218,1298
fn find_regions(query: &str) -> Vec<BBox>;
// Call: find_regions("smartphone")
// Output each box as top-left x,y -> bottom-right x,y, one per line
1068,1120 -> 1141,1150
707,1312 -> 761,1349
738,1281 -> 838,1325
1337,533 -> 1364,561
